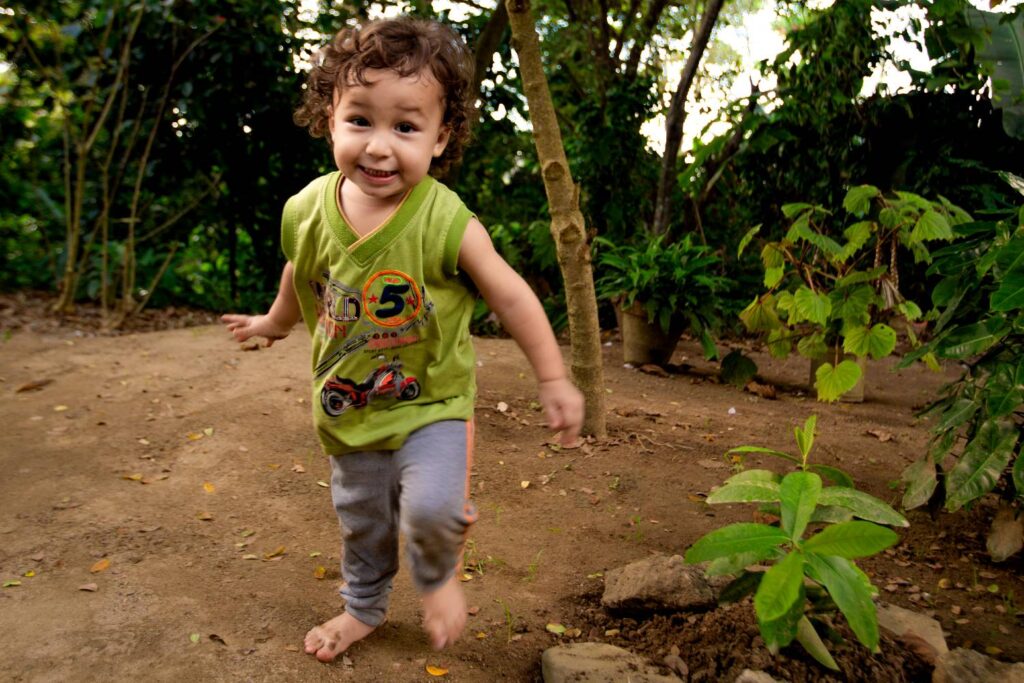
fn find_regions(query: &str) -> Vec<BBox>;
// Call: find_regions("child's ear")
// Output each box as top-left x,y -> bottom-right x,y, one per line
327,105 -> 336,136
432,126 -> 451,158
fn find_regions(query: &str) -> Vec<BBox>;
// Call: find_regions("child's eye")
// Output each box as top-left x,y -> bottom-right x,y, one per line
349,117 -> 370,127
396,123 -> 417,134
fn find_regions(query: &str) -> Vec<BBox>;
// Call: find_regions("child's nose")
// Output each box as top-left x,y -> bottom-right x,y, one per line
365,131 -> 391,157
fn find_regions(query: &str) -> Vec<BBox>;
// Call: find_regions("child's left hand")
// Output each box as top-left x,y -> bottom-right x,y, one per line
538,378 -> 584,447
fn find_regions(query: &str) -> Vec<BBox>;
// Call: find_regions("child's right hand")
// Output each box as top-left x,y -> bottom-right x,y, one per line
220,313 -> 292,348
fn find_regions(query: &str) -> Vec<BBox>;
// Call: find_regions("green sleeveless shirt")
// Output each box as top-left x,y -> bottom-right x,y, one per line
281,172 -> 477,455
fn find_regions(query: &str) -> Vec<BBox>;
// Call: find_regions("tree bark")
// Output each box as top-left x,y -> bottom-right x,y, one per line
651,0 -> 726,236
505,0 -> 606,439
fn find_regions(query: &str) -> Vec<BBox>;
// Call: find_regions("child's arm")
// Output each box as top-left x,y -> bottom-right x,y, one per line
458,218 -> 584,445
221,262 -> 301,348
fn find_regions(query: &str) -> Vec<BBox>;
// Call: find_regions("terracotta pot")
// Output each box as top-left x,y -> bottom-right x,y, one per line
619,302 -> 684,366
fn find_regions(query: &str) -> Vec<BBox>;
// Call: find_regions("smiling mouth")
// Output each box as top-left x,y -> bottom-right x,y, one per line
360,167 -> 397,178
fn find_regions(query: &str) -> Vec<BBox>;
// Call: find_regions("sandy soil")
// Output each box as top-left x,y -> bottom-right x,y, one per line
1,309 -> 1022,682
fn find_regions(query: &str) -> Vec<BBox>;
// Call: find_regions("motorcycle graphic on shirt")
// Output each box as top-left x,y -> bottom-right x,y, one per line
320,357 -> 421,417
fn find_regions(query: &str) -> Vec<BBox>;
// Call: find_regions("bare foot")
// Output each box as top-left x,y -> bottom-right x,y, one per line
421,574 -> 467,650
303,612 -> 376,662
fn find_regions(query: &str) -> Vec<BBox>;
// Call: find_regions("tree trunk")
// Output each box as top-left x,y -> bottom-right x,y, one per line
506,0 -> 606,439
652,0 -> 726,236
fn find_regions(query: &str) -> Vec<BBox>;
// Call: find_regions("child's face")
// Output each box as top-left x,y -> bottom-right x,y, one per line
328,68 -> 450,205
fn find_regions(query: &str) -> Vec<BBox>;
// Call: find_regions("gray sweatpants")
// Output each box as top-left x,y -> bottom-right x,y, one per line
328,419 -> 477,627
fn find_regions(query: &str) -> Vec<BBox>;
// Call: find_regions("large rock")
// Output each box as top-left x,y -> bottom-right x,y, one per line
932,648 -> 1024,683
602,554 -> 715,612
876,602 -> 948,663
734,671 -> 781,683
542,643 -> 682,683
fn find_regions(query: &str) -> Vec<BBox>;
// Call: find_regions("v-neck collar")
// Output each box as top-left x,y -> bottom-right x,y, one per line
321,172 -> 434,264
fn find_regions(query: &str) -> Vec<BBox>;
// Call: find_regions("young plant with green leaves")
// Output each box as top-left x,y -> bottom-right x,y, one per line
684,416 -> 909,671
739,185 -> 969,401
899,174 -> 1024,559
593,233 -> 728,359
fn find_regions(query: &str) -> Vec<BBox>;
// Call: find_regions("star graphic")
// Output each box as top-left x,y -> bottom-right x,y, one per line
405,296 -> 416,307
368,294 -> 379,304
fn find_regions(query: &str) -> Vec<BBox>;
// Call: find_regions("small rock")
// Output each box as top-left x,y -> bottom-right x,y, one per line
933,647 -> 1024,683
877,602 -> 948,662
602,554 -> 714,613
542,643 -> 682,683
662,653 -> 688,677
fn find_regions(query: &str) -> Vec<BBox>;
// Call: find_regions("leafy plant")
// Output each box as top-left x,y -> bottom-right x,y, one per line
685,416 -> 908,670
739,185 -> 969,401
593,233 -> 728,358
899,174 -> 1024,548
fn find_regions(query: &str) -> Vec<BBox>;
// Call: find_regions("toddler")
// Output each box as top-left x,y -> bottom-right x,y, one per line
221,16 -> 584,662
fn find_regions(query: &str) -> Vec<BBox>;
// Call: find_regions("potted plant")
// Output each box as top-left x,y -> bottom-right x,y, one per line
739,185 -> 969,401
594,233 -> 727,366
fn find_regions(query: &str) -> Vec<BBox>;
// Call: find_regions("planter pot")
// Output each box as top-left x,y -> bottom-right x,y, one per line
808,353 -> 867,403
619,303 -> 684,366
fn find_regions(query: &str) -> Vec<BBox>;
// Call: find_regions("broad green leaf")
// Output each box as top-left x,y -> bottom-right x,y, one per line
782,202 -> 815,219
936,398 -> 980,434
685,523 -> 790,563
835,266 -> 888,289
841,221 -> 874,260
937,317 -> 1009,358
792,286 -> 831,326
764,266 -> 785,289
717,569 -> 764,602
776,290 -> 795,315
737,225 -> 761,257
754,551 -> 806,622
809,505 -> 854,524
757,585 -> 804,654
796,331 -> 827,360
815,360 -> 862,402
707,480 -> 782,504
761,242 -> 786,269
725,469 -> 782,485
780,472 -> 822,541
879,206 -> 901,229
795,616 -> 839,671
728,446 -> 799,463
818,487 -> 909,527
766,328 -> 793,358
946,419 -> 1018,511
901,458 -> 938,510
843,323 -> 897,359
720,350 -> 759,387
705,546 -> 782,577
810,464 -> 854,488
794,415 -> 817,461
911,209 -> 953,243
803,521 -> 899,558
804,554 -> 880,651
842,185 -> 879,217
831,284 -> 874,327
991,238 -> 1024,311
740,295 -> 781,333
898,301 -> 923,321
985,383 -> 1023,420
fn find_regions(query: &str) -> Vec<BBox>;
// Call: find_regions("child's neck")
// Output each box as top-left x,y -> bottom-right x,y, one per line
337,177 -> 407,238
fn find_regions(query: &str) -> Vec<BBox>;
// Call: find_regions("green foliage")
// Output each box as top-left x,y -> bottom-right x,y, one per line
900,175 -> 1024,512
686,416 -> 906,669
740,185 -> 969,401
593,233 -> 728,356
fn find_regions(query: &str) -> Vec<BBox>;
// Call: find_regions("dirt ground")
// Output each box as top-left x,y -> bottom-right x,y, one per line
2,295 -> 1023,682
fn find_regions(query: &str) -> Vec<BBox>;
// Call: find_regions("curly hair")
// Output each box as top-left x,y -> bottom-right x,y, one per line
294,17 -> 474,176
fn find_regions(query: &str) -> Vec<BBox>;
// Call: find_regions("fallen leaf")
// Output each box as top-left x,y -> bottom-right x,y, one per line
475,631 -> 487,639
196,512 -> 213,521
30,552 -> 44,561
313,566 -> 326,580
90,558 -> 110,573
238,446 -> 249,453
744,380 -> 777,399
122,473 -> 143,481
604,629 -> 620,637
263,546 -> 286,560
587,572 -> 603,579
938,578 -> 952,589
284,644 -> 300,652
78,583 -> 98,592
189,633 -> 201,644
425,664 -> 449,676
866,429 -> 895,443
520,481 -> 530,489
566,628 -> 582,638
987,505 -> 1023,562
203,482 -> 216,493
53,405 -> 69,412
638,364 -> 669,378
986,646 -> 1003,656
241,554 -> 258,560
138,438 -> 151,446
291,464 -> 306,473
467,605 -> 481,616
209,634 -> 227,646
241,530 -> 256,538
3,580 -> 21,588
546,623 -> 567,635
23,570 -> 35,577
186,432 -> 204,441
241,341 -> 260,351
203,427 -> 214,437
16,378 -> 53,393
459,573 -> 474,582
316,480 -> 329,488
